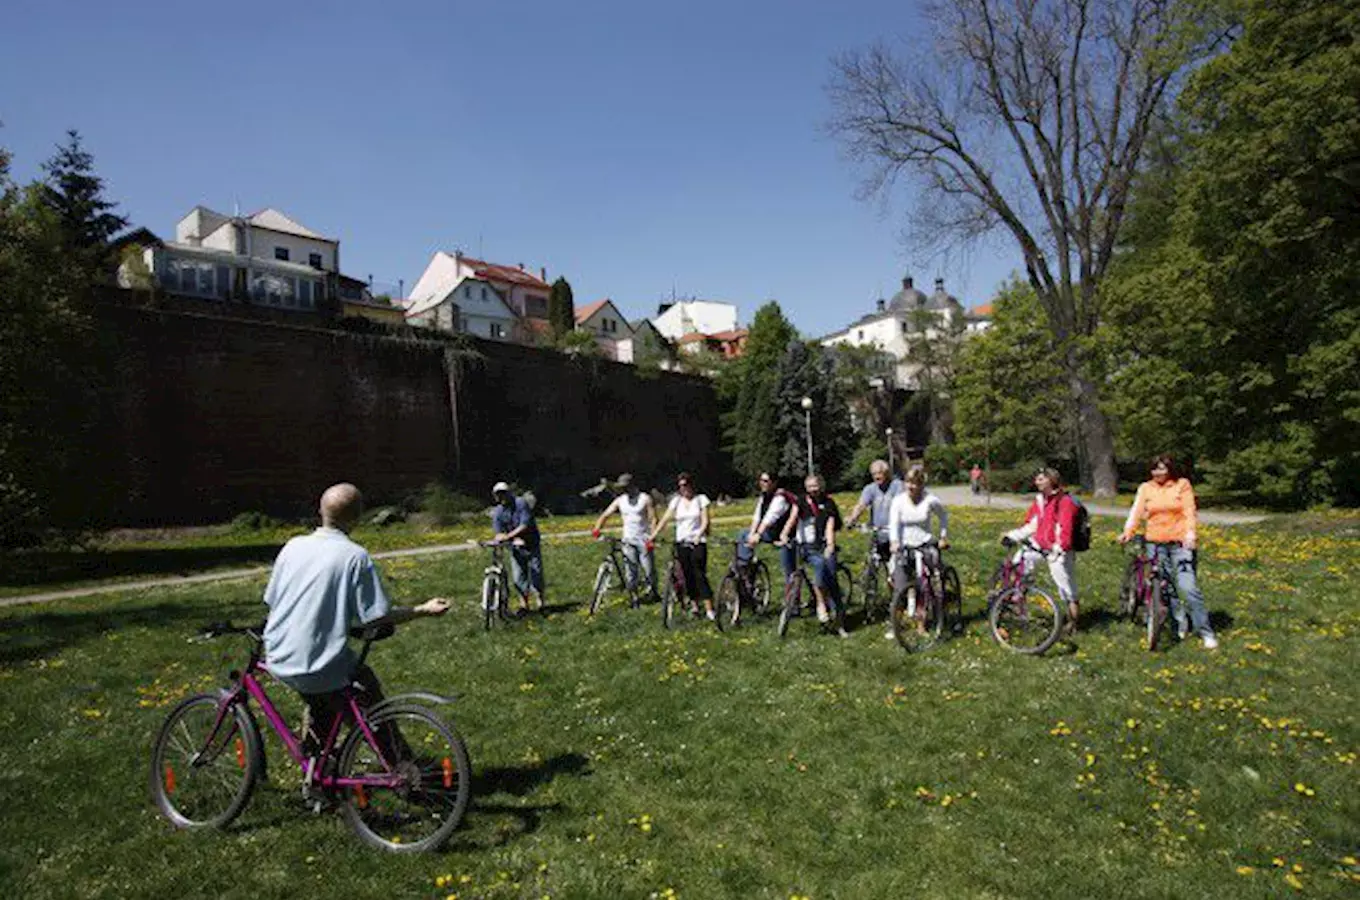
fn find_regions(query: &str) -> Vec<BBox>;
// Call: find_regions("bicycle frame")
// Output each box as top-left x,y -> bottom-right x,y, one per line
896,542 -> 942,614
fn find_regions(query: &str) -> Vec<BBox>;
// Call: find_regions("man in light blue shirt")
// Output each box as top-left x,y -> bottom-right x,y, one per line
263,483 -> 448,751
845,459 -> 904,562
490,481 -> 545,614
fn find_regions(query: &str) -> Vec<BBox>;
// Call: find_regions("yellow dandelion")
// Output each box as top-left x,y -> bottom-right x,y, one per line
1235,866 -> 1254,876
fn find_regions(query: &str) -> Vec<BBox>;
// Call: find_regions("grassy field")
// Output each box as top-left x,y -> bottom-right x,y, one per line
1,507 -> 1356,898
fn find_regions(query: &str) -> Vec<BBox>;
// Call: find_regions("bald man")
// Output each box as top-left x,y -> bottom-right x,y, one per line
262,483 -> 449,754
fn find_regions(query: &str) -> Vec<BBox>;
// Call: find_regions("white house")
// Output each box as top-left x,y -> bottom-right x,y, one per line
618,318 -> 675,367
574,299 -> 635,359
821,276 -> 967,388
407,251 -> 552,339
651,299 -> 739,341
123,206 -> 340,311
406,276 -> 518,341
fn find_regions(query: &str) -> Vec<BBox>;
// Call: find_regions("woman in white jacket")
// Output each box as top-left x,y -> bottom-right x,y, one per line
886,467 -> 950,639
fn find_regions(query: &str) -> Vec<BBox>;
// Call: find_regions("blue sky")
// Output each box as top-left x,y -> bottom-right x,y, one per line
1,0 -> 1019,335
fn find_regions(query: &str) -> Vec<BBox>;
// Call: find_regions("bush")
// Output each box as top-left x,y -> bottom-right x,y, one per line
923,445 -> 970,484
1201,426 -> 1332,510
418,482 -> 485,525
367,505 -> 406,527
230,511 -> 285,532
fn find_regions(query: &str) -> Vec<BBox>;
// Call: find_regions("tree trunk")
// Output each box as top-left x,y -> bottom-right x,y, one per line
1071,372 -> 1118,498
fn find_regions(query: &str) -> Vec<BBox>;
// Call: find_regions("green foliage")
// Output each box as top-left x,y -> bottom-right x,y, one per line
38,130 -> 128,271
417,482 -> 484,525
1202,423 -> 1335,510
547,277 -> 575,340
902,306 -> 967,444
229,511 -> 286,532
117,244 -> 153,291
923,444 -> 969,485
772,340 -> 856,484
719,302 -> 799,480
842,430 -> 888,487
952,279 -> 1069,469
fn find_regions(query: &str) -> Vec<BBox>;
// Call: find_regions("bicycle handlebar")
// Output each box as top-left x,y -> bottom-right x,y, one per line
192,620 -> 266,643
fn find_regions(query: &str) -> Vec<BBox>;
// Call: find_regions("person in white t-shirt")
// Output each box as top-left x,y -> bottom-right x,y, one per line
886,467 -> 951,639
649,472 -> 716,619
592,473 -> 658,601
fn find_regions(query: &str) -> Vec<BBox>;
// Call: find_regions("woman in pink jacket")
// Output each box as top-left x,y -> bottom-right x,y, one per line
999,467 -> 1080,633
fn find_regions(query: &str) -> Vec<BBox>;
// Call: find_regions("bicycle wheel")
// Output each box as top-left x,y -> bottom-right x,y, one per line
778,575 -> 801,638
150,693 -> 261,829
942,565 -> 963,634
338,704 -> 471,853
837,563 -> 855,611
987,562 -> 1008,599
481,576 -> 499,631
661,568 -> 678,629
751,561 -> 773,616
890,584 -> 942,653
590,561 -> 612,616
989,586 -> 1061,655
859,563 -> 880,624
718,573 -> 742,628
1119,559 -> 1139,622
1146,577 -> 1165,651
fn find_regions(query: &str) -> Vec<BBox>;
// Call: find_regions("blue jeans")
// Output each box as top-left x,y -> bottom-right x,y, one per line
621,538 -> 655,595
1152,543 -> 1212,637
804,548 -> 842,610
510,543 -> 544,598
736,527 -> 796,578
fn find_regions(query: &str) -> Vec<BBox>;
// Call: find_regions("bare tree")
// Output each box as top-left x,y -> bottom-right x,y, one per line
828,0 -> 1224,496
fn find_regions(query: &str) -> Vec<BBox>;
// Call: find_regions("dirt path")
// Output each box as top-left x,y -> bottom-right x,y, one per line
929,485 -> 1268,526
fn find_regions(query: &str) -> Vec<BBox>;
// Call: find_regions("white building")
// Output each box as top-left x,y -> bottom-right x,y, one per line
406,275 -> 518,341
574,299 -> 635,359
651,299 -> 739,341
407,251 -> 553,337
124,207 -> 339,311
821,276 -> 967,388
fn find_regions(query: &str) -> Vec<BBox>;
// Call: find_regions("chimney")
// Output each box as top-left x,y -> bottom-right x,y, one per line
518,262 -> 525,271
540,266 -> 547,283
658,301 -> 674,316
935,277 -> 945,292
902,275 -> 913,290
875,298 -> 886,312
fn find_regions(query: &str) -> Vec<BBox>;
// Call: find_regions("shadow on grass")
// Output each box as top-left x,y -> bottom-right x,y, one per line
473,752 -> 591,798
0,544 -> 284,592
0,596 -> 259,664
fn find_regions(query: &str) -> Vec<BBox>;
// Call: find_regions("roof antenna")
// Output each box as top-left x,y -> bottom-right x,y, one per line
232,195 -> 240,218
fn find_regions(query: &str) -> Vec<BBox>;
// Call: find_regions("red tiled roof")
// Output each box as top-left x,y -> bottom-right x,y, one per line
676,331 -> 709,345
455,254 -> 550,290
970,303 -> 994,317
708,329 -> 748,342
575,299 -> 609,323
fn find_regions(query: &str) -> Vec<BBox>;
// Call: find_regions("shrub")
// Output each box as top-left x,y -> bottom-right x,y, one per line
230,511 -> 285,532
366,505 -> 406,527
418,482 -> 485,525
923,445 -> 970,484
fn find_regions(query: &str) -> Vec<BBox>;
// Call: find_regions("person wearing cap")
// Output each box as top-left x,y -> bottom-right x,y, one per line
490,481 -> 544,614
592,474 -> 658,602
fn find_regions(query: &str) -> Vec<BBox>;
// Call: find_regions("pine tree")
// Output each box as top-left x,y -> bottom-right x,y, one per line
39,130 -> 127,271
547,277 -> 575,340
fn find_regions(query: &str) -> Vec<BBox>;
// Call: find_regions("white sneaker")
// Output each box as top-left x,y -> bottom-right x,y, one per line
706,609 -> 717,621
1202,634 -> 1219,650
817,610 -> 831,624
884,629 -> 896,641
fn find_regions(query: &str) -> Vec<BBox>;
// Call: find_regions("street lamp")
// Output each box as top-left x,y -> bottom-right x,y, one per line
885,427 -> 894,473
800,396 -> 814,474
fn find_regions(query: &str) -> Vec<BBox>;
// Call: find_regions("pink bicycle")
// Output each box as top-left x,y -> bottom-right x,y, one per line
149,621 -> 471,852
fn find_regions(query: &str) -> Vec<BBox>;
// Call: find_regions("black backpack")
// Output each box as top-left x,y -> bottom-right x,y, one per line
1068,495 -> 1091,552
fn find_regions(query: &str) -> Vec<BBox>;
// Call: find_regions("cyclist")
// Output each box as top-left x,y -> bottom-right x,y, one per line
649,472 -> 716,620
262,483 -> 449,755
846,459 -> 904,564
738,472 -> 798,579
592,473 -> 658,601
778,473 -> 848,637
887,466 -> 950,639
1119,454 -> 1218,649
490,481 -> 545,616
1000,467 -> 1080,634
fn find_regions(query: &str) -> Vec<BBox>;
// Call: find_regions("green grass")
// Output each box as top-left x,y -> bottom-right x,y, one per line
1,508 -> 1356,898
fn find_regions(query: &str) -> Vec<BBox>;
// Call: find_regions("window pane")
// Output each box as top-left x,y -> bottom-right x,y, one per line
275,247 -> 289,261
216,266 -> 231,299
299,280 -> 311,306
308,252 -> 322,268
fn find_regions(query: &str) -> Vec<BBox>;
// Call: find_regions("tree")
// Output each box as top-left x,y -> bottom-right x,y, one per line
902,306 -> 968,445
952,278 -> 1070,470
718,302 -> 799,481
39,130 -> 128,272
547,277 -> 575,341
773,341 -> 856,483
828,0 -> 1230,496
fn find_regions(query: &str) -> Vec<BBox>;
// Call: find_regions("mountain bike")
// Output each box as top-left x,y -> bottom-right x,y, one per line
777,543 -> 848,638
590,536 -> 651,615
149,621 -> 471,852
889,539 -> 961,652
478,541 -> 516,630
856,528 -> 894,624
715,541 -> 773,628
1120,536 -> 1174,651
986,538 -> 1063,655
657,540 -> 726,631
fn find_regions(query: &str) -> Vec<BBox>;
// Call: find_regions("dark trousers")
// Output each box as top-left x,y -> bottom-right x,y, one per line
299,663 -> 406,763
676,542 -> 713,601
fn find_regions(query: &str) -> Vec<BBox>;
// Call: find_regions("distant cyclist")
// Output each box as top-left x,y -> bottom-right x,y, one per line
887,466 -> 950,639
650,472 -> 716,620
1119,454 -> 1218,650
779,473 -> 848,637
846,459 -> 904,563
738,472 -> 798,579
592,473 -> 658,601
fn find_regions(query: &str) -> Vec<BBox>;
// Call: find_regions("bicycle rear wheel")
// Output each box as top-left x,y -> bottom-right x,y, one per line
837,563 -> 855,611
150,694 -> 261,829
1146,578 -> 1165,651
661,568 -> 679,629
590,562 -> 612,616
942,565 -> 963,634
778,575 -> 802,638
989,586 -> 1061,655
338,705 -> 471,853
859,563 -> 880,624
718,573 -> 741,628
1119,559 -> 1139,621
890,585 -> 942,652
751,561 -> 773,616
481,576 -> 500,631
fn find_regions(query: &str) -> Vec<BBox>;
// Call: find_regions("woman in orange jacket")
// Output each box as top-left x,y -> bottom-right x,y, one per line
1118,454 -> 1218,649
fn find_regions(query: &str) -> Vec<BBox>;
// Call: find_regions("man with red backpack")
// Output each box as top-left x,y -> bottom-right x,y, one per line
739,472 -> 798,579
1000,467 -> 1088,635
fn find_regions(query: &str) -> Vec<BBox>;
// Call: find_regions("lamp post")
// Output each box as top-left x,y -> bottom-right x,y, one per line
800,396 -> 814,474
885,427 -> 895,473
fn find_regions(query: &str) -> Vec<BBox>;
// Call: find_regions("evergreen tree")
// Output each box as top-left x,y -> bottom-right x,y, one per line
719,302 -> 798,481
773,340 -> 856,483
39,131 -> 127,272
547,277 -> 575,340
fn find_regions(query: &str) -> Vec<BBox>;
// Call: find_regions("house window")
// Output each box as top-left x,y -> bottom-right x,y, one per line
216,266 -> 232,299
490,322 -> 505,339
251,272 -> 296,307
166,258 -> 221,298
901,321 -> 909,334
299,280 -> 312,307
308,252 -> 322,269
524,295 -> 547,317
481,286 -> 487,300
858,329 -> 864,341
275,247 -> 290,262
